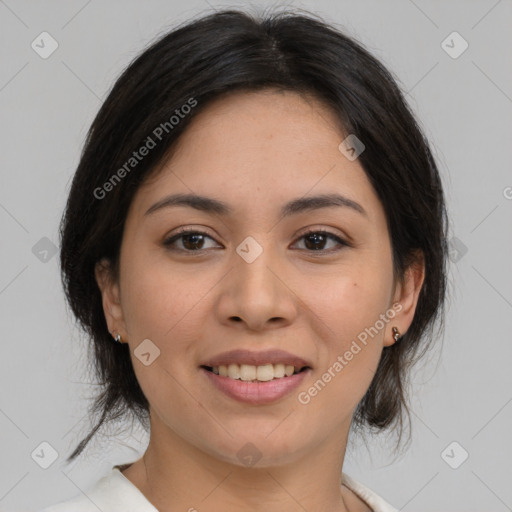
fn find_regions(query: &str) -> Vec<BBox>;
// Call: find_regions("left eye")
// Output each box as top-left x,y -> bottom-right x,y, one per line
292,230 -> 348,252
163,229 -> 348,252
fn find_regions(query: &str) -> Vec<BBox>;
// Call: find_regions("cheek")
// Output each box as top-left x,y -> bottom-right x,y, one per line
314,263 -> 393,341
119,248 -> 213,343
118,253 -> 210,423
305,262 -> 393,396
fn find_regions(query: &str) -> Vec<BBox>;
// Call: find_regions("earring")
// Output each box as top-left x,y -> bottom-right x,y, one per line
392,326 -> 401,342
112,332 -> 123,343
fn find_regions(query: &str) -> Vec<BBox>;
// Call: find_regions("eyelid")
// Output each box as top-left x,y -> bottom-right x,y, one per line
293,225 -> 350,243
170,226 -> 218,238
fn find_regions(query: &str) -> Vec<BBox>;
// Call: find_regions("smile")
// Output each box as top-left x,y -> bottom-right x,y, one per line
200,365 -> 311,404
204,363 -> 307,382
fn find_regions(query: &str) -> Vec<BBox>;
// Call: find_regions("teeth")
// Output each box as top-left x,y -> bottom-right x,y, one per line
212,363 -> 301,381
240,364 -> 256,381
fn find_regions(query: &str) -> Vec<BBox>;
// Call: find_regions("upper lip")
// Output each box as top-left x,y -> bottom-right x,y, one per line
201,349 -> 312,369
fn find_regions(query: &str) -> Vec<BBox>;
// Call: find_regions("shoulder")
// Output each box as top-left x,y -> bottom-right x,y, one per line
342,472 -> 399,512
37,467 -> 158,512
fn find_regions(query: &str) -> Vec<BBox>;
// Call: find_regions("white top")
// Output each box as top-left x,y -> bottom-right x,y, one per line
39,466 -> 398,512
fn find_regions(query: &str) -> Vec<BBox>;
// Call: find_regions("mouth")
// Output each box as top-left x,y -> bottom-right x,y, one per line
200,364 -> 312,405
199,349 -> 313,404
200,363 -> 311,382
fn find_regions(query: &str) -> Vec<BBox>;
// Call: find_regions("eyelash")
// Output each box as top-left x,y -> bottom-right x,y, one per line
162,228 -> 350,254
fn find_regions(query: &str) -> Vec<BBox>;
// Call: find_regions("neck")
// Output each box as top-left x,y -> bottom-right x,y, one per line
122,416 -> 360,512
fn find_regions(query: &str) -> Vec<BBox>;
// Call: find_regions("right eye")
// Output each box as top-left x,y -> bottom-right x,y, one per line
162,229 -> 222,252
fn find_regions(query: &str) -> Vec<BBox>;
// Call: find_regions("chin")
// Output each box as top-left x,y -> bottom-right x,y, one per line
201,433 -> 309,469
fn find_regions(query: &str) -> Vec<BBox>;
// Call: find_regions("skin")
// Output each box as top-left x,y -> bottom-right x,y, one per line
96,89 -> 425,512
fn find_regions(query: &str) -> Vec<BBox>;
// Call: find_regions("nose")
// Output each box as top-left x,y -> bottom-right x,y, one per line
216,245 -> 298,332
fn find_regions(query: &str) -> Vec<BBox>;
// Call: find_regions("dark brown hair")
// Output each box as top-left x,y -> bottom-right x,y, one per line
60,7 -> 448,462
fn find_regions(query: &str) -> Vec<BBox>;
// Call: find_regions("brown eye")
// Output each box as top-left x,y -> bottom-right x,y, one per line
163,230 -> 220,251
293,230 -> 348,252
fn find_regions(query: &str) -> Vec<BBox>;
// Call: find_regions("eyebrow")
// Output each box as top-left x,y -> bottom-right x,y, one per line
144,192 -> 367,218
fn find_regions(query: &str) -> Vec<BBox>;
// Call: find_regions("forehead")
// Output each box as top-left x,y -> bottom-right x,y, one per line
130,89 -> 383,226
169,88 -> 347,162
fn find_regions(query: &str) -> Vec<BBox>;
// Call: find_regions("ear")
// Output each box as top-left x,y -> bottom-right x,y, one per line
385,250 -> 425,347
95,258 -> 127,342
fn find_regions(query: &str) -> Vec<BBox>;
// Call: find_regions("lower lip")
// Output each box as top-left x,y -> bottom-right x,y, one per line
200,367 -> 311,405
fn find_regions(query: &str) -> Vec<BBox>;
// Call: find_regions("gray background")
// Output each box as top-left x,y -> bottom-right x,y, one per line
1,0 -> 511,511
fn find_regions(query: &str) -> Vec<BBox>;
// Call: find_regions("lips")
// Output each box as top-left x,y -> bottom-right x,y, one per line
199,349 -> 313,404
200,366 -> 312,404
200,348 -> 312,370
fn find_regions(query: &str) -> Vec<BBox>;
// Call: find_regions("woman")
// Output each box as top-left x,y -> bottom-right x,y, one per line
41,8 -> 447,512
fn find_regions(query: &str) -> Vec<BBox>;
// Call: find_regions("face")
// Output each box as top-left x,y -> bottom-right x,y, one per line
96,89 -> 423,467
